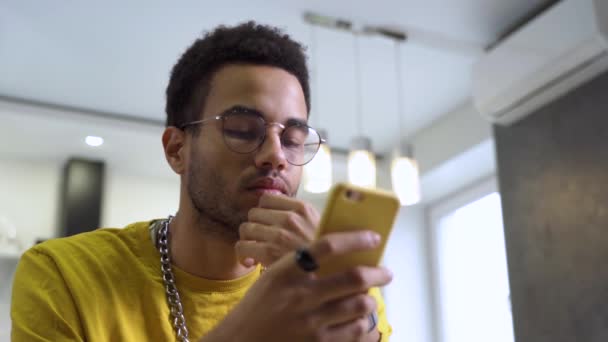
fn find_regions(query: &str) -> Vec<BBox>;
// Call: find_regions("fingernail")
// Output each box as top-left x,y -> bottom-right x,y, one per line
370,232 -> 381,245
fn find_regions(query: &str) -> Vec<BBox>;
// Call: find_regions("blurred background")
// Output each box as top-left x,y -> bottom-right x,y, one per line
2,1 -> 608,341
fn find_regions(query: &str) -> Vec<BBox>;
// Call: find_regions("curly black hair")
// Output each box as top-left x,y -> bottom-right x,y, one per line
165,21 -> 310,128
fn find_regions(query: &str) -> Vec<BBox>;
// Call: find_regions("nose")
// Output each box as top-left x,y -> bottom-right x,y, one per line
253,128 -> 288,171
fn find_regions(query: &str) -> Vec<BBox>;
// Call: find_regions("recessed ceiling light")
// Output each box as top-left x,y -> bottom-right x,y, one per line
85,136 -> 104,147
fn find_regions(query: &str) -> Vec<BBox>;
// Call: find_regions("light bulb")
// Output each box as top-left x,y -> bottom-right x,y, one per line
348,149 -> 376,188
303,144 -> 333,193
391,156 -> 421,206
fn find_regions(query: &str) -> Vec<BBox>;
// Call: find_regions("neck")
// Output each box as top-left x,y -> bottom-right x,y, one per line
167,211 -> 255,280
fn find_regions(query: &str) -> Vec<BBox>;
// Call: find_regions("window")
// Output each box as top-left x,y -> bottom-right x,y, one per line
429,179 -> 514,342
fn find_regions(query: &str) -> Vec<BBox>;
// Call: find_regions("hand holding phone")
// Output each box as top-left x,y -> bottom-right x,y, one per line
314,183 -> 400,277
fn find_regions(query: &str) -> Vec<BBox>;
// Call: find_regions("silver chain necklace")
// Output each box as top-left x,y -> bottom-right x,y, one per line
158,216 -> 190,342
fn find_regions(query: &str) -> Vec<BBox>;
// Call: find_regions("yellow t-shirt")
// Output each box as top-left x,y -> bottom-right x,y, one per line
11,220 -> 392,341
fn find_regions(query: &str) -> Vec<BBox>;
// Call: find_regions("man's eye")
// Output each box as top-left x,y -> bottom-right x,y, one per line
224,129 -> 258,140
282,138 -> 304,148
283,128 -> 308,148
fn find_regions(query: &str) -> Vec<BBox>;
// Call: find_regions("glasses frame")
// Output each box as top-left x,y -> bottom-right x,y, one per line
179,108 -> 326,166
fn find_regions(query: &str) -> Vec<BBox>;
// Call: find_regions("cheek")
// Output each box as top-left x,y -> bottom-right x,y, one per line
210,150 -> 254,188
188,140 -> 230,180
188,150 -> 242,196
288,167 -> 303,192
195,133 -> 244,169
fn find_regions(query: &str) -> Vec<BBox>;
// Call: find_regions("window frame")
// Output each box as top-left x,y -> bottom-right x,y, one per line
426,175 -> 505,342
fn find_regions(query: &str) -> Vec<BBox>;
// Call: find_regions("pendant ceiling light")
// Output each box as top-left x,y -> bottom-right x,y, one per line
303,24 -> 333,193
391,40 -> 421,206
348,33 -> 376,188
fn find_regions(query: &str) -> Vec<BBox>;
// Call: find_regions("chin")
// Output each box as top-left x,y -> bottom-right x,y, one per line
237,190 -> 262,208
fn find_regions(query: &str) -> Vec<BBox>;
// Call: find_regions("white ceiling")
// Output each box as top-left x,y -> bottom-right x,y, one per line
0,0 -> 553,160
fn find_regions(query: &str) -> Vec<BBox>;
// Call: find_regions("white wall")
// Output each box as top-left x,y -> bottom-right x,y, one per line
412,101 -> 492,174
384,205 -> 433,342
0,158 -> 63,248
101,165 -> 179,228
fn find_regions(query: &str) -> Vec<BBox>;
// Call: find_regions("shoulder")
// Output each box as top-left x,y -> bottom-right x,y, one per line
40,220 -> 151,252
23,220 -> 157,276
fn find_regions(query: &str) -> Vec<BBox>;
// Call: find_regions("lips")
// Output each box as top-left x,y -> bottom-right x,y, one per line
246,177 -> 288,196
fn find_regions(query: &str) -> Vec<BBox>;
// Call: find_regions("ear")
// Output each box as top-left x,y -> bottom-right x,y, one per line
162,127 -> 188,175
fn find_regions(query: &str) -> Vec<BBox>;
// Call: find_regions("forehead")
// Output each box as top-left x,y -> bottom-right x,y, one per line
202,64 -> 308,123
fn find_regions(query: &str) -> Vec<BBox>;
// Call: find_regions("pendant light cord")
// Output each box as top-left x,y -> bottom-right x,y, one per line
394,40 -> 404,141
353,33 -> 363,135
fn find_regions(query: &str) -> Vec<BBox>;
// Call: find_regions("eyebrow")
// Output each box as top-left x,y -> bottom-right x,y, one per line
222,105 -> 308,127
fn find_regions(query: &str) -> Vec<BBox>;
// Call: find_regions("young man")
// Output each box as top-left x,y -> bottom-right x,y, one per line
11,22 -> 393,341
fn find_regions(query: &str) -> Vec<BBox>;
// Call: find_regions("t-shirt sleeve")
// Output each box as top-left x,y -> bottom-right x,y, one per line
11,247 -> 84,342
369,286 -> 392,341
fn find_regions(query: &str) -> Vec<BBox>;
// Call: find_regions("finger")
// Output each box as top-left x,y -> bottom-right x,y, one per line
323,316 -> 370,341
313,267 -> 393,304
316,293 -> 377,327
246,210 -> 313,241
258,193 -> 306,212
258,194 -> 320,229
280,230 -> 381,279
239,222 -> 304,249
235,240 -> 287,266
310,230 -> 381,263
248,207 -> 294,226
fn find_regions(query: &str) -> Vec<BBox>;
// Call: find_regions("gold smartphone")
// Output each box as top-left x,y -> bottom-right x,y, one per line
314,183 -> 400,277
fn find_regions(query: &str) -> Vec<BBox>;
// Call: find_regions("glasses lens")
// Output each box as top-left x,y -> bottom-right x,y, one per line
282,125 -> 321,165
222,113 -> 265,153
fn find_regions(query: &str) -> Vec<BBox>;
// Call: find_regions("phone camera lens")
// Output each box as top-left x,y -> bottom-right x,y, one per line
345,189 -> 363,202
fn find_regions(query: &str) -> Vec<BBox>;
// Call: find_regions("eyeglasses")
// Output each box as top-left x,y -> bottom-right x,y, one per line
179,108 -> 325,166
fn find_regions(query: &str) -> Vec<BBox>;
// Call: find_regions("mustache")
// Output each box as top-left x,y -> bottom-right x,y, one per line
240,169 -> 292,195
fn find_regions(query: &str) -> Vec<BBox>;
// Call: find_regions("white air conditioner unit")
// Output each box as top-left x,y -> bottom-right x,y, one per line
472,0 -> 608,125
